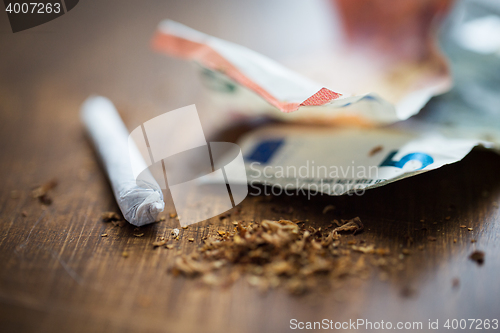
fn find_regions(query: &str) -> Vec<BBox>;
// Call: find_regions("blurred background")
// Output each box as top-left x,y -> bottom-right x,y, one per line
0,0 -> 343,135
1,1 -> 500,332
2,0 -> 499,141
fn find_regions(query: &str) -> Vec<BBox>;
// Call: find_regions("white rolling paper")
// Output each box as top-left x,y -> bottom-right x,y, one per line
81,96 -> 164,226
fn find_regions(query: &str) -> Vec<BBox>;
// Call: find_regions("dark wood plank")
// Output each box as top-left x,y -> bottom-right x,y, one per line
1,1 -> 499,332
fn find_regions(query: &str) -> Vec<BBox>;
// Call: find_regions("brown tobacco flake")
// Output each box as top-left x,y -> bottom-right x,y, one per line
169,213 -> 177,219
374,247 -> 390,256
134,233 -> 144,237
122,251 -> 129,258
322,205 -> 335,214
460,225 -> 467,228
469,250 -> 485,265
369,145 -> 383,156
352,245 -> 374,254
188,238 -> 194,242
102,212 -> 121,222
152,240 -> 166,247
332,219 -> 342,227
101,233 -> 108,237
427,236 -> 437,241
39,194 -> 52,205
468,228 -> 473,231
165,244 -> 174,249
31,179 -> 57,205
182,226 -> 189,229
333,217 -> 364,235
112,220 -> 126,227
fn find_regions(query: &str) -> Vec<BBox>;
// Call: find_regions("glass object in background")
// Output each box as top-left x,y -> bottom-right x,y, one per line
334,0 -> 454,62
420,0 -> 500,143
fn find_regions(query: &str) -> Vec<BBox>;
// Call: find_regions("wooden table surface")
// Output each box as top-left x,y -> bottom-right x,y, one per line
1,1 -> 499,332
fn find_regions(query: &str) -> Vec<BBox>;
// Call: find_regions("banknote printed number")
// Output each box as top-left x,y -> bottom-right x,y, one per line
5,2 -> 61,14
379,151 -> 434,170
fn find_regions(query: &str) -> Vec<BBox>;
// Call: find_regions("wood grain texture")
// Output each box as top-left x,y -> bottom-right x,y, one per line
1,1 -> 499,332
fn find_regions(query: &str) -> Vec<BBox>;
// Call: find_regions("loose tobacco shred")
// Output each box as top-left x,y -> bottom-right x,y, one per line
170,217 -> 378,295
31,179 -> 58,205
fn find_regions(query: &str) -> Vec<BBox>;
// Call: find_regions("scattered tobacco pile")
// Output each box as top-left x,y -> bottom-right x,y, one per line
170,217 -> 373,295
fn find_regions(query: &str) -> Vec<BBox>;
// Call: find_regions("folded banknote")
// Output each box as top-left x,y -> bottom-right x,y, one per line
152,20 -> 451,126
